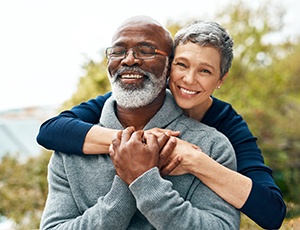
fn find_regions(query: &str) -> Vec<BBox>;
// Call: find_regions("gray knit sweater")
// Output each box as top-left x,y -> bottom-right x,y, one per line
40,91 -> 240,230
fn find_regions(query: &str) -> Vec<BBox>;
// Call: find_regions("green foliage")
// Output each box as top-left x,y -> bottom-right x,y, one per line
151,2 -> 300,212
211,1 -> 300,209
0,151 -> 51,229
62,56 -> 111,110
1,0 -> 298,227
60,0 -> 300,217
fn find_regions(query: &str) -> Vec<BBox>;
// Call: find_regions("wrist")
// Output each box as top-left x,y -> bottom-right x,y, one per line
188,149 -> 205,175
83,126 -> 119,154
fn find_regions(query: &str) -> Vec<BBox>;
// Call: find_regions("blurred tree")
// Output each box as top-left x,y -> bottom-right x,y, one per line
211,1 -> 299,212
60,0 -> 299,215
165,2 -> 299,212
62,55 -> 111,110
1,0 -> 297,228
0,151 -> 51,229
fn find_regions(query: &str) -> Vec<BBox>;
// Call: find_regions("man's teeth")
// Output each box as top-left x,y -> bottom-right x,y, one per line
180,87 -> 197,95
121,74 -> 143,79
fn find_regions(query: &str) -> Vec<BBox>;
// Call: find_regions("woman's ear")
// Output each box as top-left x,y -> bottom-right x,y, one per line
216,72 -> 229,89
219,72 -> 229,86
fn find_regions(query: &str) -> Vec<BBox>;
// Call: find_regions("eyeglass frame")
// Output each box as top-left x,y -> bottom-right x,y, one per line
105,45 -> 168,60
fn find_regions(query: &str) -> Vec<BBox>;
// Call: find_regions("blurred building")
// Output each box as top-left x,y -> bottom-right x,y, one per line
0,105 -> 57,160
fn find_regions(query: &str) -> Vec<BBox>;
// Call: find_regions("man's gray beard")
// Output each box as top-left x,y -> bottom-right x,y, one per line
109,58 -> 169,109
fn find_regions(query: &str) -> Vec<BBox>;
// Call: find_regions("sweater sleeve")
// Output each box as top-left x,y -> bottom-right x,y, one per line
202,97 -> 286,229
36,92 -> 112,155
130,167 -> 239,230
129,130 -> 240,230
40,152 -> 136,230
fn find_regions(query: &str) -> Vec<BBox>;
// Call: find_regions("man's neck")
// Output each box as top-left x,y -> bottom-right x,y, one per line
116,91 -> 165,130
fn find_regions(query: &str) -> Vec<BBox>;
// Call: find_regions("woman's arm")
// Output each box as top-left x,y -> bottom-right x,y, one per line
201,97 -> 286,229
163,138 -> 252,209
162,97 -> 285,229
162,134 -> 285,229
37,92 -> 179,155
37,92 -> 286,228
36,92 -> 112,154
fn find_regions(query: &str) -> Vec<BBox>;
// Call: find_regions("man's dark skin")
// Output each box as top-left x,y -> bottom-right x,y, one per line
107,16 -> 179,185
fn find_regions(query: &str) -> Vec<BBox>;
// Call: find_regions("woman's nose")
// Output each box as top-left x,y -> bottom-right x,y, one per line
183,71 -> 196,84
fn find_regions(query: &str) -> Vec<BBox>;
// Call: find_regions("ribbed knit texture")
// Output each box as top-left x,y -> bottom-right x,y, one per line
40,91 -> 239,229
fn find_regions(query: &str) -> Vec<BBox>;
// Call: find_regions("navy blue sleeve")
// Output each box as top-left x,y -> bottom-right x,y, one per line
202,97 -> 286,229
36,92 -> 112,155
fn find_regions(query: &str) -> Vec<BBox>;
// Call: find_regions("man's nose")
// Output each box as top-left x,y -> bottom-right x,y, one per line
121,50 -> 142,66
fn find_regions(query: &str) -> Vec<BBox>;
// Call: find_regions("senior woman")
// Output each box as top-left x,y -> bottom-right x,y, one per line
37,20 -> 286,229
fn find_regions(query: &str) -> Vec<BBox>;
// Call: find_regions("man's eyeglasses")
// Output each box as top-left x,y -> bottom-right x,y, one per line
105,45 -> 168,60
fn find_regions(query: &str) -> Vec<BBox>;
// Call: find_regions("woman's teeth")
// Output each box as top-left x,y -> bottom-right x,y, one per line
180,87 -> 198,95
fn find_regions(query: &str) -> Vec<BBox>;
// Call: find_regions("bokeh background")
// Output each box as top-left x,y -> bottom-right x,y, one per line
0,0 -> 299,229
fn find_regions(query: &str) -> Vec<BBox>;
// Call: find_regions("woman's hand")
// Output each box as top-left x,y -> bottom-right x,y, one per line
145,128 -> 180,138
160,138 -> 203,176
145,128 -> 182,176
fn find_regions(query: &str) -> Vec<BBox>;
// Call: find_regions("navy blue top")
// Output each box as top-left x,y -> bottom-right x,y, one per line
37,92 -> 286,229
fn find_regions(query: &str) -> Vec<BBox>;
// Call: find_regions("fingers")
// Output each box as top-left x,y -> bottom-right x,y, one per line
169,130 -> 180,137
143,132 -> 160,153
160,155 -> 182,176
159,136 -> 177,160
130,129 -> 145,143
111,130 -> 122,153
158,136 -> 177,170
192,144 -> 202,151
156,132 -> 171,150
111,127 -> 136,155
120,126 -> 136,143
146,128 -> 181,137
109,142 -> 116,158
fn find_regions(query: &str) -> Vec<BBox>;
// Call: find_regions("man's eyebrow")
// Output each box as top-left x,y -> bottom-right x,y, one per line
112,41 -> 156,47
137,41 -> 156,46
112,42 -> 126,47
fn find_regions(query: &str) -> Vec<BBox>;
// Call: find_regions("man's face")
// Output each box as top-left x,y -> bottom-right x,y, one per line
107,22 -> 170,109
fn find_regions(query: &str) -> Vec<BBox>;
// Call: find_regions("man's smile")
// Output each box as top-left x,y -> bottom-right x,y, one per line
120,74 -> 144,83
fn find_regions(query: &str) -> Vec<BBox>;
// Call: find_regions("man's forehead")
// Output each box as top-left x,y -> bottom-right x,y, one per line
112,23 -> 162,44
114,21 -> 159,35
110,16 -> 173,53
119,15 -> 161,27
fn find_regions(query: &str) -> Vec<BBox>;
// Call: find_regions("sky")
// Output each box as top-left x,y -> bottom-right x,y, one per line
0,0 -> 299,112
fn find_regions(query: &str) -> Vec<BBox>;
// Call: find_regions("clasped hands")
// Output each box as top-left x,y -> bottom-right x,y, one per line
109,126 -> 202,185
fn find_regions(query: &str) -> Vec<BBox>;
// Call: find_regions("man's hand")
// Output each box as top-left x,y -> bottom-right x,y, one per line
109,127 -> 161,185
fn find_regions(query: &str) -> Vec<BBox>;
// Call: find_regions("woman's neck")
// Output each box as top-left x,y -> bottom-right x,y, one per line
183,97 -> 213,121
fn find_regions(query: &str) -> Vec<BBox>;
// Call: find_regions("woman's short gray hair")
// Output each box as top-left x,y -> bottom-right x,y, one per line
174,20 -> 234,79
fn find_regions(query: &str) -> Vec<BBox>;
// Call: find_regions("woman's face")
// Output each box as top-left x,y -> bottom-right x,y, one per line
169,41 -> 227,111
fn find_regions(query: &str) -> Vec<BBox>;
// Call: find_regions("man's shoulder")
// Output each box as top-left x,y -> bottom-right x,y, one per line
177,114 -> 218,134
51,151 -> 107,166
177,115 -> 236,168
176,114 -> 232,149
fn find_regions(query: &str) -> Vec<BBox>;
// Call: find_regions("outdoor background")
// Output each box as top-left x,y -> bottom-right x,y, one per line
0,0 -> 299,229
